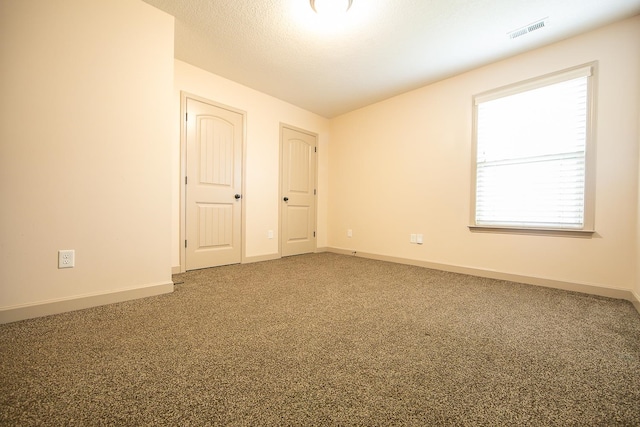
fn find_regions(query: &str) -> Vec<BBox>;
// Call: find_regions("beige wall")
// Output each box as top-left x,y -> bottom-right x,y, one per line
0,0 -> 175,311
1,0 -> 637,320
172,61 -> 330,267
329,16 -> 640,291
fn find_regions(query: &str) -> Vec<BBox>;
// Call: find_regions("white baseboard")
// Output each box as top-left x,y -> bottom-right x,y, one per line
243,253 -> 281,264
174,249 -> 328,272
0,282 -> 174,324
632,291 -> 640,315
326,247 -> 634,302
171,253 -> 281,273
244,247 -> 329,262
6,254 -> 637,324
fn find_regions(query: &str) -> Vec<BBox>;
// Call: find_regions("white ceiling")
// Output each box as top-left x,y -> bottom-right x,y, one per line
142,0 -> 640,118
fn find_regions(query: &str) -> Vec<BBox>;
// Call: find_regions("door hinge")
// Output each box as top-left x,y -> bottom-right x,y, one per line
314,147 -> 317,153
314,189 -> 316,195
185,176 -> 188,185
185,240 -> 187,248
313,231 -> 316,238
185,112 -> 188,121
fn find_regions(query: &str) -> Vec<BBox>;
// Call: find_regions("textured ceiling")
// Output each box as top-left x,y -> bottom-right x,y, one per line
142,0 -> 640,118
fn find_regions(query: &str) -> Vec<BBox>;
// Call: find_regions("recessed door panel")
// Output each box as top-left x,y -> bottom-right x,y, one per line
197,203 -> 233,248
287,206 -> 310,241
288,139 -> 311,193
199,117 -> 234,187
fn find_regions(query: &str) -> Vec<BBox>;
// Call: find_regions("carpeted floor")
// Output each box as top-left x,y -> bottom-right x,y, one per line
1,253 -> 639,426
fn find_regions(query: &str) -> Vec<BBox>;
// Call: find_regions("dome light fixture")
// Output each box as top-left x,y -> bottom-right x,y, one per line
310,0 -> 353,15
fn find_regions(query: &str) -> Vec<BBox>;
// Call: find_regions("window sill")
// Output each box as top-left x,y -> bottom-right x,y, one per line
468,225 -> 595,238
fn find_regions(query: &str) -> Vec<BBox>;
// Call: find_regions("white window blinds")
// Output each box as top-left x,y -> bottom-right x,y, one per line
473,65 -> 593,230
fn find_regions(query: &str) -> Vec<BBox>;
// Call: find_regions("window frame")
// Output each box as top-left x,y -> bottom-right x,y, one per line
469,62 -> 597,237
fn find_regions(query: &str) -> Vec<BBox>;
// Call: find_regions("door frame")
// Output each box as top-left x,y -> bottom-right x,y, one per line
278,123 -> 319,257
179,92 -> 247,272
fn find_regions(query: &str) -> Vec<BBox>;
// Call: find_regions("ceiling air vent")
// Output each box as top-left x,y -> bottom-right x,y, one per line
508,18 -> 548,39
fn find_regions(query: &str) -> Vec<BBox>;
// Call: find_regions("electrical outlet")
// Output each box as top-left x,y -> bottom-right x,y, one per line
416,234 -> 424,244
347,229 -> 353,238
267,230 -> 274,239
58,250 -> 75,269
410,234 -> 417,244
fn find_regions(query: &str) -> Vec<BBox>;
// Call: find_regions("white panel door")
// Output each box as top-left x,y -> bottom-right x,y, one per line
186,98 -> 243,270
281,126 -> 316,257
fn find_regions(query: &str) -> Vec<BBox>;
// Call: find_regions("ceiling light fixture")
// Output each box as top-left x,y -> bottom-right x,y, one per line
310,0 -> 353,15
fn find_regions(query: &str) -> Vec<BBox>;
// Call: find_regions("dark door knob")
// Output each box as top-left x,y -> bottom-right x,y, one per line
283,197 -> 289,202
234,194 -> 242,200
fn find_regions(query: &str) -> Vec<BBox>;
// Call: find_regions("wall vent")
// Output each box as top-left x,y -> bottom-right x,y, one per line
508,18 -> 548,39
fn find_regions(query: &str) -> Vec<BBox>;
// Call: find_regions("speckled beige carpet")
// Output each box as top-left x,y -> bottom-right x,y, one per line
2,253 -> 640,426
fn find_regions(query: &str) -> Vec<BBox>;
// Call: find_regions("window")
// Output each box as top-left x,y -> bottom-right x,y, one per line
471,63 -> 596,234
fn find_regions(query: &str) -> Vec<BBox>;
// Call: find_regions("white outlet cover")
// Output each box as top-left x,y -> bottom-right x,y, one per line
58,250 -> 75,268
410,234 -> 417,243
416,234 -> 424,244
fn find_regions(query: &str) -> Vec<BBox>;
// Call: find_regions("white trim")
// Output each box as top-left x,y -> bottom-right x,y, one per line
243,253 -> 281,264
171,265 -> 182,275
632,290 -> 640,315
4,256 -> 635,323
470,61 -> 598,233
474,63 -> 594,104
325,247 -> 633,301
468,225 -> 595,237
0,282 -> 174,324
